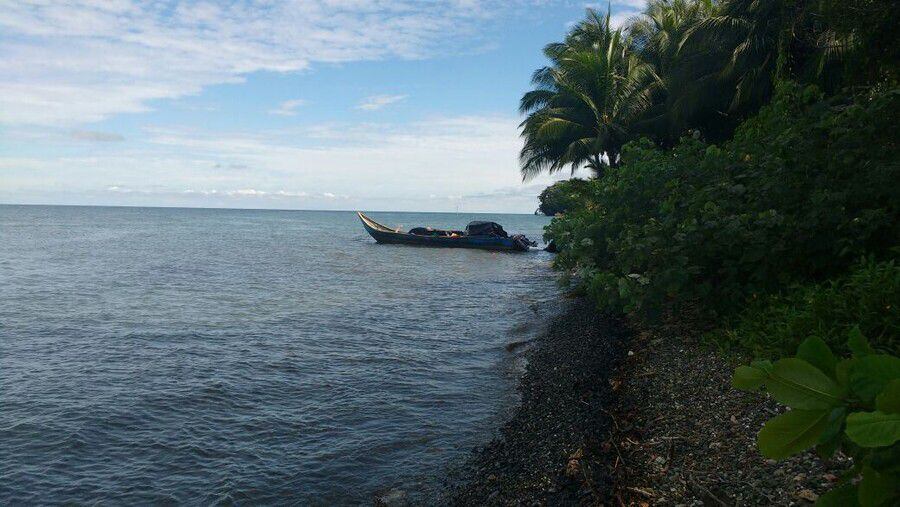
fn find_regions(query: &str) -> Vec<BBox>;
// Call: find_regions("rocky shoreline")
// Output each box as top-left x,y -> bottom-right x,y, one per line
447,298 -> 630,504
445,301 -> 851,505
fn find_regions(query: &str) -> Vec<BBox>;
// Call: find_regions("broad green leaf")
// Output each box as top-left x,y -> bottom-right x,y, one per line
849,355 -> 900,403
751,359 -> 774,373
845,411 -> 900,447
758,409 -> 830,459
797,336 -> 837,378
875,379 -> 900,414
767,358 -> 844,409
858,466 -> 898,507
815,407 -> 845,459
816,484 -> 859,507
836,358 -> 857,388
733,366 -> 766,390
848,326 -> 875,358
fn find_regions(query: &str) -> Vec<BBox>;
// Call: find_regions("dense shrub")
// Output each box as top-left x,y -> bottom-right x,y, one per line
545,83 -> 900,322
709,259 -> 900,357
536,179 -> 591,216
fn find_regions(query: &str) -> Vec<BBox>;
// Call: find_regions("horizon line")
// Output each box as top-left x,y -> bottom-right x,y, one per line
0,202 -> 543,216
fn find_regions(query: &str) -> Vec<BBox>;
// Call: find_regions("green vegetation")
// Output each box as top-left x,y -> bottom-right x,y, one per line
544,83 -> 899,322
535,179 -> 589,216
711,259 -> 900,358
733,332 -> 900,505
525,0 -> 899,502
520,1 -> 898,180
519,10 -> 653,179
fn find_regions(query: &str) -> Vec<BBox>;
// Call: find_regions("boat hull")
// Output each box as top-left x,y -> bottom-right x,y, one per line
357,212 -> 529,252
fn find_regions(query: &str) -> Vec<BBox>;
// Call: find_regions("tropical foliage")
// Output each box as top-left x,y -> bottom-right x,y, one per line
626,0 -> 718,144
544,83 -> 899,321
530,1 -> 899,501
535,179 -> 590,216
519,10 -> 655,179
710,259 -> 900,358
520,0 -> 898,180
733,332 -> 900,506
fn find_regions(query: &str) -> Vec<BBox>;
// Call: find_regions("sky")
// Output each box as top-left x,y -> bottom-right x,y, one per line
0,0 -> 647,213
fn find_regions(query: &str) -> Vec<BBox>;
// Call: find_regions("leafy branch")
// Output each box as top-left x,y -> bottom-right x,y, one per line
734,329 -> 900,506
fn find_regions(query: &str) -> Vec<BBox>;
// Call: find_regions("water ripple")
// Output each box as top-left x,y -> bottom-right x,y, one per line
0,206 -> 557,503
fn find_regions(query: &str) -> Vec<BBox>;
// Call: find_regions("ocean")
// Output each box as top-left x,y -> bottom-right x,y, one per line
0,205 -> 558,503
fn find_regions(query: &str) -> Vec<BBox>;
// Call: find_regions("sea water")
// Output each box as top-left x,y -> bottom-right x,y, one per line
0,205 -> 558,503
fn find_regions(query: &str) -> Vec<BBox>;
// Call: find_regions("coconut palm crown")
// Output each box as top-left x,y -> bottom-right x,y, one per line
518,9 -> 656,181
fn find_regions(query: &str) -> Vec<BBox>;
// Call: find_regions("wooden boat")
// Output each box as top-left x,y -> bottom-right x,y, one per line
357,212 -> 532,252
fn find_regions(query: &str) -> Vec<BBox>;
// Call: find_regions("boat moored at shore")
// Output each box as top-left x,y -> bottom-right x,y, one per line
357,212 -> 535,252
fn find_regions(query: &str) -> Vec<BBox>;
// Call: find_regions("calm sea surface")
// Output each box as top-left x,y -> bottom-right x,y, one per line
0,205 -> 558,504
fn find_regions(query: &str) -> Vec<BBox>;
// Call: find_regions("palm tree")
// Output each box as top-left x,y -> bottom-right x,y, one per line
684,0 -> 789,116
519,10 -> 655,180
626,0 -> 719,144
677,0 -> 855,120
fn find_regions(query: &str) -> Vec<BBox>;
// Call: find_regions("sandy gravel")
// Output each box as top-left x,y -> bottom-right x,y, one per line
605,330 -> 851,506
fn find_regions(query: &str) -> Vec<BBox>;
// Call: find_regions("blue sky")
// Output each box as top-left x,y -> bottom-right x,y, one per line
0,1 -> 646,213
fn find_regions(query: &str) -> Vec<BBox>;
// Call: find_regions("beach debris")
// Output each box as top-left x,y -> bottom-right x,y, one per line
565,448 -> 584,478
627,486 -> 654,498
796,489 -> 818,502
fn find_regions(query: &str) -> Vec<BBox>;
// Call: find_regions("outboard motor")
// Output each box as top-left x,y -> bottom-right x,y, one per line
512,234 -> 537,250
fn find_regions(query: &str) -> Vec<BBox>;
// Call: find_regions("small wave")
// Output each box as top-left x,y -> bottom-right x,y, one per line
0,208 -> 558,503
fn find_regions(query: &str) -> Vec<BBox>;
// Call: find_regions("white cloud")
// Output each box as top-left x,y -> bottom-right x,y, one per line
70,129 -> 124,142
609,11 -> 639,29
0,1 -> 586,212
356,94 -> 408,111
111,186 -> 316,198
268,99 -> 307,116
0,1 -> 519,126
586,1 -> 647,10
616,0 -> 648,9
1,114 -> 578,212
462,183 -> 549,200
583,2 -> 646,28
